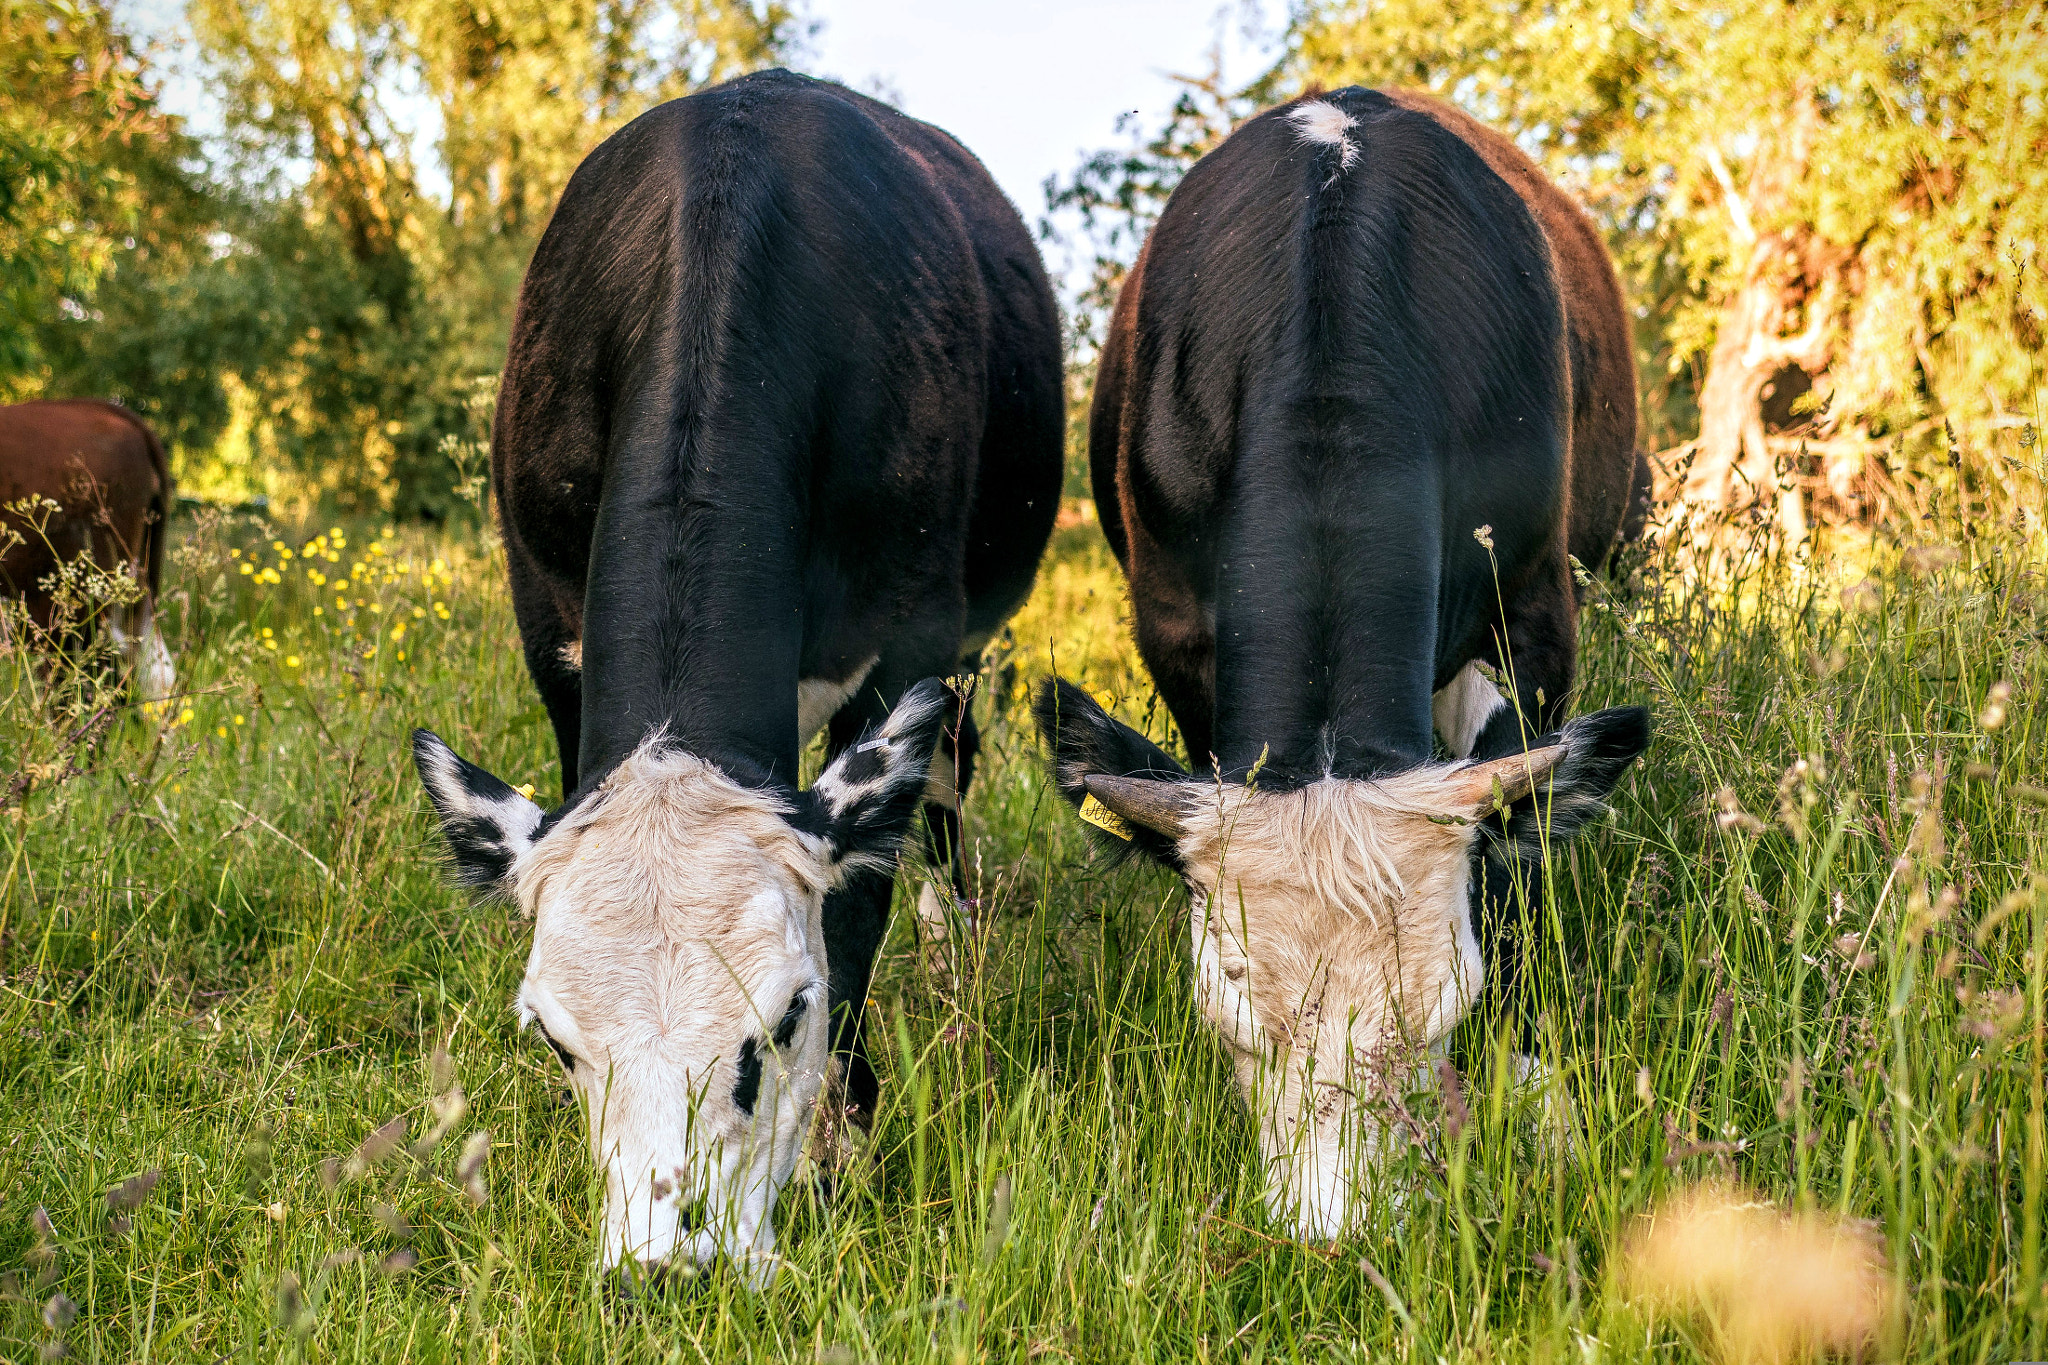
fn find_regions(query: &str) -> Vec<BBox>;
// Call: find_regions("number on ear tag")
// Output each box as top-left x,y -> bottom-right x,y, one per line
1078,792 -> 1134,841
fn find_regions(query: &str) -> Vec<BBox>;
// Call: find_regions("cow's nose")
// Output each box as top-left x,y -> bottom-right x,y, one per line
606,1258 -> 668,1302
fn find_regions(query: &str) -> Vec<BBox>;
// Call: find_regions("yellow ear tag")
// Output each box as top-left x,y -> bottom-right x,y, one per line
1078,792 -> 1134,841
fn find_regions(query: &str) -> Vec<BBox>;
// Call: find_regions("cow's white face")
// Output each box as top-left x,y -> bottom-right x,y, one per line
413,682 -> 950,1285
1038,680 -> 1649,1239
511,749 -> 831,1283
1170,764 -> 1540,1237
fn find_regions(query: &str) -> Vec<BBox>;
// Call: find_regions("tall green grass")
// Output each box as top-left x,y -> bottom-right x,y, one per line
0,478 -> 2040,1362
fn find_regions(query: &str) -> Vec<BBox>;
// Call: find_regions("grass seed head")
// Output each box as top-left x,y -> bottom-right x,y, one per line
381,1247 -> 420,1276
415,1086 -> 469,1157
1714,787 -> 1766,835
275,1270 -> 312,1337
1978,680 -> 2012,731
458,1129 -> 491,1205
106,1168 -> 161,1214
1619,1182 -> 1889,1365
372,1201 -> 413,1239
344,1115 -> 408,1179
1437,1059 -> 1469,1143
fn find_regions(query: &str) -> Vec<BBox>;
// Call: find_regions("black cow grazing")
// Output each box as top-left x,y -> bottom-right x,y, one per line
1037,89 -> 1651,1238
411,70 -> 1062,1284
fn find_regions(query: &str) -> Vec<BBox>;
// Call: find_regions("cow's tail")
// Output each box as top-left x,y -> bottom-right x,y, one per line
1619,446 -> 1654,546
135,411 -> 172,602
120,405 -> 176,701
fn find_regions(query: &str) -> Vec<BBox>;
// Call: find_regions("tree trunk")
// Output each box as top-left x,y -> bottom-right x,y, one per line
1685,87 -> 1832,540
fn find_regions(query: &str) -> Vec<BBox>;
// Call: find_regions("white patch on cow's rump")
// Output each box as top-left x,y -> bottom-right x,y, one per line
798,655 -> 878,746
1285,101 -> 1359,174
1432,661 -> 1507,759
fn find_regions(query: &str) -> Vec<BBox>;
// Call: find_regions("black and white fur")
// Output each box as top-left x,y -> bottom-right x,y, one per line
412,70 -> 1062,1283
1041,90 -> 1652,1236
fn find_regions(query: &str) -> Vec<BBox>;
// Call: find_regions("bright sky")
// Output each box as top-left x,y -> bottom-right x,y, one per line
804,0 -> 1278,222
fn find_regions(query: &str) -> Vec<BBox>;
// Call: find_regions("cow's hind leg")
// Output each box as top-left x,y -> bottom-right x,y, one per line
813,683 -> 918,1138
505,545 -> 584,793
914,684 -> 978,987
807,671 -> 969,1188
1464,560 -> 1581,1056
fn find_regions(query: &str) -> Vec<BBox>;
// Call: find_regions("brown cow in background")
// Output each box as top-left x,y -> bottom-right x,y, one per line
0,400 -> 175,700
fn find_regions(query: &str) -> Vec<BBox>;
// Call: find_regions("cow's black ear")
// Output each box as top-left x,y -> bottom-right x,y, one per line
1485,706 -> 1650,862
412,729 -> 544,897
1031,677 -> 1191,871
811,679 -> 953,882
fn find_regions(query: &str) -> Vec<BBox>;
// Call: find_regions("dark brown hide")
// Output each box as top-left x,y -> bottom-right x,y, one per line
0,399 -> 171,654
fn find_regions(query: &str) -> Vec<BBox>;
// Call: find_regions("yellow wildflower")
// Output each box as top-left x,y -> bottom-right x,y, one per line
285,655 -> 301,668
176,707 -> 194,726
216,726 -> 228,739
239,562 -> 254,576
390,621 -> 407,642
233,714 -> 245,726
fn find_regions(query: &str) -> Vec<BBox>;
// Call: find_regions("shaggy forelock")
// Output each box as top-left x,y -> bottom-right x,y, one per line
516,736 -> 829,924
1179,771 -> 1476,927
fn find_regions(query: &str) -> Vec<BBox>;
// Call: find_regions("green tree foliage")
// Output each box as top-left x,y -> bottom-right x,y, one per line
1051,3 -> 2048,520
1294,0 -> 2048,517
0,0 -> 191,392
5,0 -> 804,515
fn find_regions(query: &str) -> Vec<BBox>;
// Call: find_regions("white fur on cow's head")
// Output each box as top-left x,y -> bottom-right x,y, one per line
1036,679 -> 1649,1237
410,679 -> 949,1284
1176,755 -> 1565,1236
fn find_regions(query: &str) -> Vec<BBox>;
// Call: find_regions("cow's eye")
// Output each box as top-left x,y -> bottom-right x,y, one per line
534,1022 -> 577,1072
769,992 -> 809,1049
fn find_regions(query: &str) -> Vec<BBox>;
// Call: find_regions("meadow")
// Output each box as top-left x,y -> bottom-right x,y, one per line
0,460 -> 2041,1363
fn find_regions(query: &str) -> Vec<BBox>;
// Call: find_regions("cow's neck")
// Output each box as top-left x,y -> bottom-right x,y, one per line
575,427 -> 805,797
1206,454 -> 1443,784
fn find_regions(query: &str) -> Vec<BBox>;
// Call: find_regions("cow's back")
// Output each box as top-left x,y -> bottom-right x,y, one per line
494,70 -> 1062,787
1383,91 -> 1642,568
0,400 -> 168,604
1096,88 -> 1573,777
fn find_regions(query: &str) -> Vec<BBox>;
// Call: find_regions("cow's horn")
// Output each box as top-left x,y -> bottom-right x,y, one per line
1083,774 -> 1188,840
